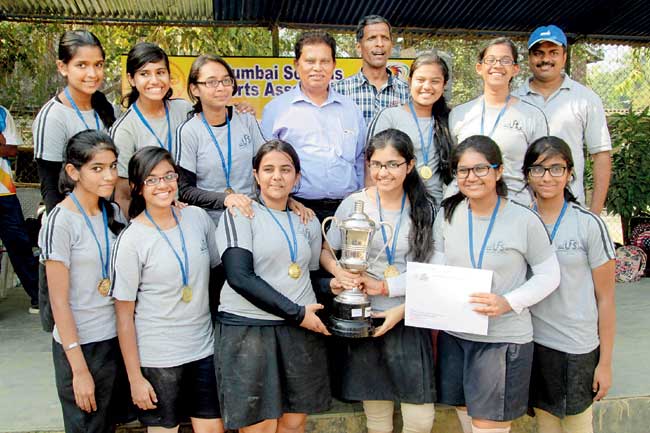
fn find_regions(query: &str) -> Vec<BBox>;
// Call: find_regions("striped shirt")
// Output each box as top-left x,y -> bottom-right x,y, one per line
332,69 -> 410,125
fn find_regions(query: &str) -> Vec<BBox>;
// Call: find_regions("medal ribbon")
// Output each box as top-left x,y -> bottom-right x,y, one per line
263,205 -> 298,264
376,190 -> 407,266
133,101 -> 172,152
64,87 -> 100,130
144,208 -> 189,286
468,196 -> 501,269
480,95 -> 511,137
408,101 -> 435,167
200,112 -> 232,190
69,192 -> 109,279
534,200 -> 568,242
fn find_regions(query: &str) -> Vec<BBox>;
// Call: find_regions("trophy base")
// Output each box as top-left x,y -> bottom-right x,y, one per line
328,316 -> 374,338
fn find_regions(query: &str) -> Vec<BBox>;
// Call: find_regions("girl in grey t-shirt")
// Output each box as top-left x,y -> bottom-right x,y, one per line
321,129 -> 436,433
111,147 -> 223,432
39,130 -> 131,432
435,135 -> 559,433
524,136 -> 616,432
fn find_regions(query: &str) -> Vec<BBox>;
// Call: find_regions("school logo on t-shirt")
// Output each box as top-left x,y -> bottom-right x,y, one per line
502,119 -> 523,131
239,134 -> 252,149
486,241 -> 506,254
200,238 -> 209,254
555,239 -> 580,253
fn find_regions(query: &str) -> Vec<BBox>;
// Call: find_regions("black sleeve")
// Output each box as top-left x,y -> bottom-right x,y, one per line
36,158 -> 65,213
222,247 -> 306,324
310,271 -> 335,301
177,166 -> 227,210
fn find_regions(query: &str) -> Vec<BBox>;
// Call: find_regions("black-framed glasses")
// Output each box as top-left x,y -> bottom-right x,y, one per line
481,56 -> 516,66
528,165 -> 568,177
455,163 -> 499,179
368,160 -> 408,171
195,77 -> 234,88
143,172 -> 179,186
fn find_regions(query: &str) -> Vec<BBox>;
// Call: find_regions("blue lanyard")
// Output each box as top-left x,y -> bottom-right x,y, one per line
468,196 -> 501,269
69,193 -> 109,278
534,200 -> 568,242
480,95 -> 511,137
133,101 -> 172,152
200,112 -> 232,189
64,87 -> 100,130
263,205 -> 298,263
376,190 -> 407,266
144,208 -> 189,286
408,101 -> 435,166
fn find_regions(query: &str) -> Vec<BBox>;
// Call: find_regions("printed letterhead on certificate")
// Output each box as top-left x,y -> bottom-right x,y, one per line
405,262 -> 492,335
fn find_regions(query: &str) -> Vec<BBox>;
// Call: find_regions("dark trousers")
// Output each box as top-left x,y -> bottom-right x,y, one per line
0,194 -> 38,305
293,197 -> 342,226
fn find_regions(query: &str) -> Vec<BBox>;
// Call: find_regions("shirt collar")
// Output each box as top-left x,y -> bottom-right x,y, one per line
290,83 -> 342,106
357,67 -> 398,88
521,73 -> 573,96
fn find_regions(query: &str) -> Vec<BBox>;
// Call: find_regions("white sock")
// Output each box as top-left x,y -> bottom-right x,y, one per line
471,425 -> 510,433
455,408 -> 472,433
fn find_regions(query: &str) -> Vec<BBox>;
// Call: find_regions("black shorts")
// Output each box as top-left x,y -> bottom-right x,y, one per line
529,343 -> 599,418
52,337 -> 135,433
214,322 -> 331,430
329,320 -> 435,404
436,332 -> 534,421
139,355 -> 220,428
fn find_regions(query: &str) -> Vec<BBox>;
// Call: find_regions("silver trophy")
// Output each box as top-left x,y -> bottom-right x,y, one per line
322,200 -> 393,338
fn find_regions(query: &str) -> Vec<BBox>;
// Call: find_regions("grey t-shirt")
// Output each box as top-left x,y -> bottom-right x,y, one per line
368,106 -> 444,203
531,203 -> 615,354
110,98 -> 193,177
38,203 -> 126,345
448,96 -> 549,205
326,189 -> 432,312
176,110 -> 265,223
110,206 -> 220,368
514,75 -> 612,205
33,97 -> 107,161
433,198 -> 555,344
217,202 -> 321,321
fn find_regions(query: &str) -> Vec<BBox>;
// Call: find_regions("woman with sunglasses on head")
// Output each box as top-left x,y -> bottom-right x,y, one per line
368,51 -> 453,205
434,135 -> 560,433
321,129 -> 436,433
448,37 -> 548,206
523,137 -> 615,433
111,147 -> 223,433
39,130 -> 132,433
110,43 -> 192,213
214,139 -> 330,433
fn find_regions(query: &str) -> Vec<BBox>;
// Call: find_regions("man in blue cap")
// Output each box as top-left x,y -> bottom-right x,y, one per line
514,25 -> 611,214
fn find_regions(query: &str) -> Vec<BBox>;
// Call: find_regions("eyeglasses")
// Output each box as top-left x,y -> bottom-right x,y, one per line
528,165 -> 568,177
143,172 -> 179,186
368,160 -> 408,171
455,163 -> 499,179
195,77 -> 234,88
481,56 -> 516,66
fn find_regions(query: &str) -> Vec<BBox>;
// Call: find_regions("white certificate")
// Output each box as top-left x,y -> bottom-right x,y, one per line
405,262 -> 493,335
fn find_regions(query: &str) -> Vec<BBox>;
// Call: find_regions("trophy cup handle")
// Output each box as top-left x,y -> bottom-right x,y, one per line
321,216 -> 340,266
369,221 -> 394,265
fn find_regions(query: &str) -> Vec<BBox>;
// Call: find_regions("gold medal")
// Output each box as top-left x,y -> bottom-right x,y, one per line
288,263 -> 302,279
97,278 -> 111,297
181,285 -> 193,303
224,187 -> 234,194
384,265 -> 400,278
419,165 -> 433,180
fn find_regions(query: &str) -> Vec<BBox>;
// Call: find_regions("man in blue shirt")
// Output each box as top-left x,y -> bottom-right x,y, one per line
262,31 -> 366,222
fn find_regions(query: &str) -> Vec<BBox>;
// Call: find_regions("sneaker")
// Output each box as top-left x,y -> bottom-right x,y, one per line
28,304 -> 39,315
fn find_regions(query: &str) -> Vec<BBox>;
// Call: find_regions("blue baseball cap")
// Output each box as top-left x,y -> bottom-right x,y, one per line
527,25 -> 567,49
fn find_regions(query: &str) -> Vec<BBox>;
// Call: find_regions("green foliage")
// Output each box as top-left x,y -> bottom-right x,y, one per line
606,108 -> 650,236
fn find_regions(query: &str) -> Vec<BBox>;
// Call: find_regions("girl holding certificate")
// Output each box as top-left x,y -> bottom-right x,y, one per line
367,51 -> 453,204
39,130 -> 131,432
524,136 -> 615,433
112,147 -> 223,433
321,128 -> 436,433
111,42 -> 192,212
214,139 -> 330,433
434,135 -> 560,433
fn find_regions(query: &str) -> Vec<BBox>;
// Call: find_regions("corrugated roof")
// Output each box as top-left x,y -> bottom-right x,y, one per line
2,0 -> 650,43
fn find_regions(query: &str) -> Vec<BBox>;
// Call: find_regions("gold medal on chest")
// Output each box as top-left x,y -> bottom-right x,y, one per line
181,285 -> 193,303
97,278 -> 111,297
419,165 -> 433,180
383,265 -> 400,279
288,263 -> 302,279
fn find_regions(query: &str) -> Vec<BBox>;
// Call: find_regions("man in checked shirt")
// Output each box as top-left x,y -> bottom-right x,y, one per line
332,15 -> 410,125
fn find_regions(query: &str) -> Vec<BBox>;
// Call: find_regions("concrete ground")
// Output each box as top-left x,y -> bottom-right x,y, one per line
1,279 -> 649,432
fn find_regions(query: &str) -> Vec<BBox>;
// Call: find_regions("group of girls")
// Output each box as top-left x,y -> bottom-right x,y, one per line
33,28 -> 615,433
